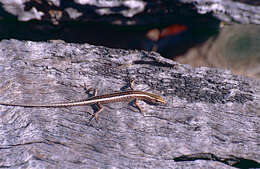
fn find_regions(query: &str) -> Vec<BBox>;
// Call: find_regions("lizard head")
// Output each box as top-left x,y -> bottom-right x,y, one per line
144,92 -> 166,104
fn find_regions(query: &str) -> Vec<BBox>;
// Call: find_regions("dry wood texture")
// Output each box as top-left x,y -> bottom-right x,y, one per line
0,39 -> 259,169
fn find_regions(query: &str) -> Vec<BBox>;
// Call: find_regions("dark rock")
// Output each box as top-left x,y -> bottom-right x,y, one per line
0,0 -> 220,25
1,0 -> 259,25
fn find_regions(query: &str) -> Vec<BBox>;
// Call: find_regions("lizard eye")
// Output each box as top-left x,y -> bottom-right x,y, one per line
153,99 -> 161,104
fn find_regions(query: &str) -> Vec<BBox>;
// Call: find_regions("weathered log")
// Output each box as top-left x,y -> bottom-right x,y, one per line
0,39 -> 259,169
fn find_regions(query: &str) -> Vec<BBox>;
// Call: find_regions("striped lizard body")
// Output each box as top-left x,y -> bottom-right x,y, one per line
0,87 -> 165,121
0,90 -> 165,107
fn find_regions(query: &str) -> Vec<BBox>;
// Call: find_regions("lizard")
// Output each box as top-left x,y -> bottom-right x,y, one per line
0,80 -> 165,121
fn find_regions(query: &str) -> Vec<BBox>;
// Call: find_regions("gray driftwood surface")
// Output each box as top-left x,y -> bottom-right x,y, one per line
179,0 -> 260,24
0,39 -> 259,169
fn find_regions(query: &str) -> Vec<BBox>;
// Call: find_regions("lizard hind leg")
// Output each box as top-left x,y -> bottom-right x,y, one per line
134,99 -> 144,114
94,102 -> 103,121
82,83 -> 98,96
130,79 -> 136,91
88,102 -> 104,123
82,84 -> 101,122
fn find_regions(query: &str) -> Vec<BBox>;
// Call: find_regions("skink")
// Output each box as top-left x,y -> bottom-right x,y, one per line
0,81 -> 165,121
0,90 -> 165,107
